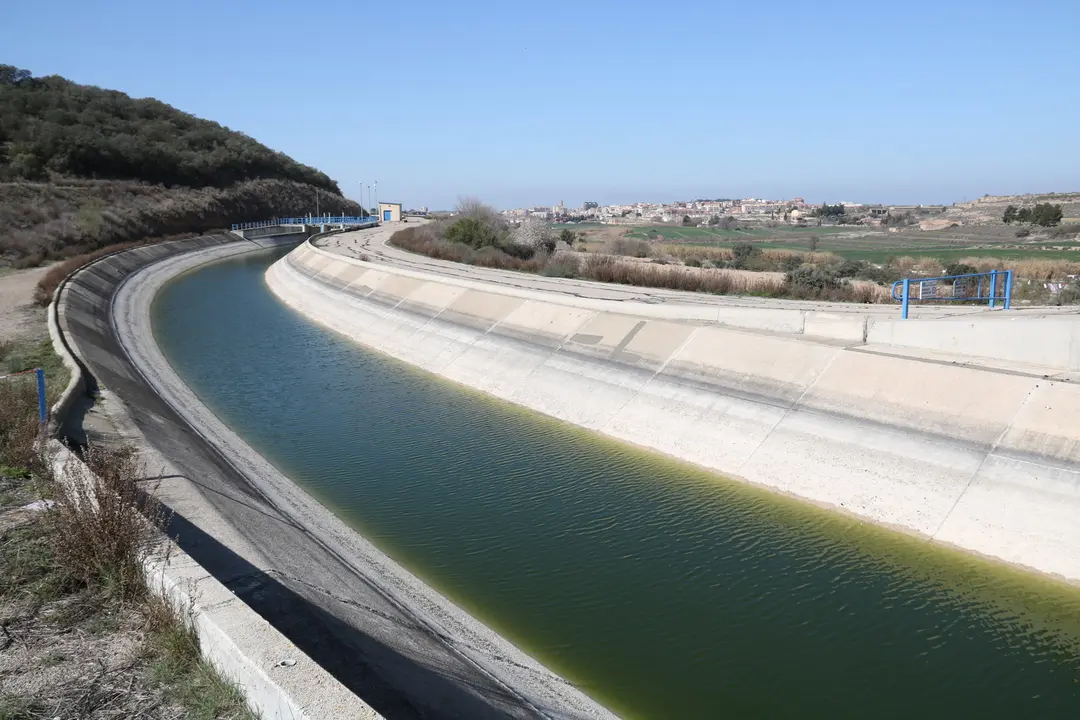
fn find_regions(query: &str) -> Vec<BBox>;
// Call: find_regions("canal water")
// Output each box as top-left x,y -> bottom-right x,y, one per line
152,248 -> 1080,719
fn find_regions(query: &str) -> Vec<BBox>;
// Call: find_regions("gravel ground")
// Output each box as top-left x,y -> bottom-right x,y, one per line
0,266 -> 51,344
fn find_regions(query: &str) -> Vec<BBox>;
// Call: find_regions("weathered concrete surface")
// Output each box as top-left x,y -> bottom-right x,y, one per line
322,224 -> 1080,372
268,236 -> 1080,585
58,232 -> 616,720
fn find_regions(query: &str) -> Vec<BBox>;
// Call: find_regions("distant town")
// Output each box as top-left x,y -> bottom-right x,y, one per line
498,197 -> 948,228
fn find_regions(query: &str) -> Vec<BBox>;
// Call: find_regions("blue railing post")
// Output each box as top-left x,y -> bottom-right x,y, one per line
901,278 -> 911,319
1004,270 -> 1013,310
989,270 -> 997,308
35,367 -> 46,425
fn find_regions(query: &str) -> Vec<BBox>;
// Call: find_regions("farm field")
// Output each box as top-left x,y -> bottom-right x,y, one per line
568,223 -> 1080,265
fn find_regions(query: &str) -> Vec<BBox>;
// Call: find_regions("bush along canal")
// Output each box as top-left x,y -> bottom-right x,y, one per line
151,247 -> 1080,719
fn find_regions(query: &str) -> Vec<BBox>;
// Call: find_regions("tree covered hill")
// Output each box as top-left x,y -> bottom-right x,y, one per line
0,65 -> 338,192
0,64 -> 359,266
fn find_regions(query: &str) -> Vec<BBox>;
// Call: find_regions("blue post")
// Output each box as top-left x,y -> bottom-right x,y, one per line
1004,270 -> 1013,310
989,270 -> 998,308
901,278 -> 910,319
35,367 -> 46,425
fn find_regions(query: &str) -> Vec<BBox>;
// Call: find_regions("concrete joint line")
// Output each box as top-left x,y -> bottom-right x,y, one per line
735,349 -> 844,475
930,383 -> 1040,540
504,311 -> 600,402
597,326 -> 702,435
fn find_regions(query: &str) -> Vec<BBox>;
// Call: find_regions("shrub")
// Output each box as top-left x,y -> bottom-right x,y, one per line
780,255 -> 803,272
944,263 -> 978,277
684,257 -> 702,268
786,265 -> 842,292
730,243 -> 761,270
1015,228 -> 1031,238
445,217 -> 501,249
835,259 -> 866,278
605,237 -> 650,258
499,242 -> 536,261
853,264 -> 898,284
539,253 -> 580,278
43,444 -> 162,600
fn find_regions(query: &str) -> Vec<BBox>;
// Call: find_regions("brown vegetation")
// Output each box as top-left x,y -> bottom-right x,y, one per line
1,178 -> 360,270
391,223 -> 883,303
33,240 -> 153,306
1,337 -> 253,719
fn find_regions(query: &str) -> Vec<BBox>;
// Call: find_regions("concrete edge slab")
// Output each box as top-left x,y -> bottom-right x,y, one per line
48,237 -> 384,720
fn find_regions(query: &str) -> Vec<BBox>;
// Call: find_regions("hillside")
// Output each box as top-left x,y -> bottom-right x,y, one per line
0,64 -> 359,265
945,192 -> 1080,224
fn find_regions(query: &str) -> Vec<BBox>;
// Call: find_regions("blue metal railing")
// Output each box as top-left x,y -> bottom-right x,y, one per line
891,270 -> 1014,319
231,216 -> 379,231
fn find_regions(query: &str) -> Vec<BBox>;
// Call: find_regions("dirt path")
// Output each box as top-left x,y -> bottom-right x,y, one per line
0,266 -> 51,343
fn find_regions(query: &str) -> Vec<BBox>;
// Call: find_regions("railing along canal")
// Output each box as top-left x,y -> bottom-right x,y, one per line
231,216 -> 379,231
892,270 -> 1014,319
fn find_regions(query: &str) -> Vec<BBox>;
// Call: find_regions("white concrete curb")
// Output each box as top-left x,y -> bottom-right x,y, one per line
46,240 -> 382,720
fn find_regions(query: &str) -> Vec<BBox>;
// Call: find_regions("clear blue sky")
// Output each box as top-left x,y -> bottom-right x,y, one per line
7,0 -> 1080,210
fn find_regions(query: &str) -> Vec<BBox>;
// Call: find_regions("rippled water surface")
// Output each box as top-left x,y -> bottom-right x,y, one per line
152,248 -> 1080,718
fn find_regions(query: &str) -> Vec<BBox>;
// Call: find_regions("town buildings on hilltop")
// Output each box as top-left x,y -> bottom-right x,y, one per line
500,197 -> 948,227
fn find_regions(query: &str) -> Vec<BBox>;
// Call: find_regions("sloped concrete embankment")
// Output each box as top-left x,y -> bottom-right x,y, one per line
267,241 -> 1080,585
51,233 -> 380,719
56,232 -> 615,720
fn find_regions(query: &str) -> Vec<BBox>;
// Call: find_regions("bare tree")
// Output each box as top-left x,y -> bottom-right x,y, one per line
455,196 -> 505,231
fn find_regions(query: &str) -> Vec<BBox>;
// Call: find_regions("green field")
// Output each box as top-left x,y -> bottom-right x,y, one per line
624,225 -> 851,242
571,222 -> 1080,265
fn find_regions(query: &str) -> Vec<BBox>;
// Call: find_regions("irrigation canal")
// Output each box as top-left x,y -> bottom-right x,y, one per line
151,247 -> 1080,718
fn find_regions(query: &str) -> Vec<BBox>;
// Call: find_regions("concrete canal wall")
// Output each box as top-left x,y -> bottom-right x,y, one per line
58,232 -> 614,720
267,241 -> 1080,585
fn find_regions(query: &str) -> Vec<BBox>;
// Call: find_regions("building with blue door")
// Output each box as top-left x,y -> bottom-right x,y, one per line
379,202 -> 402,223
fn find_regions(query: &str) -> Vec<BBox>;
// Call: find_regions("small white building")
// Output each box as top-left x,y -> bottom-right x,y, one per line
379,202 -> 403,223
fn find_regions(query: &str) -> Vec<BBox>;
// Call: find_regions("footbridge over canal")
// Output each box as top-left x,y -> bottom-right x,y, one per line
231,216 -> 380,240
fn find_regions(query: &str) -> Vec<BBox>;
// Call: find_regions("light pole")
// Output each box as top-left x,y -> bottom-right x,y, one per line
374,181 -> 379,218
358,182 -> 365,217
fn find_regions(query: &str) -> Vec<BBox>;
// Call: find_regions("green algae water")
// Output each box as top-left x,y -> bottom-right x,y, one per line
152,248 -> 1080,719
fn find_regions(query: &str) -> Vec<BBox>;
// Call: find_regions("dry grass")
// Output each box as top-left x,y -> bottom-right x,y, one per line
0,178 -> 361,269
392,228 -> 886,302
604,237 -> 651,258
0,379 -> 41,476
33,240 -> 153,306
580,254 -> 787,295
658,244 -> 843,268
0,439 -> 254,719
43,444 -> 161,601
955,257 -> 1080,281
1,354 -> 252,719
